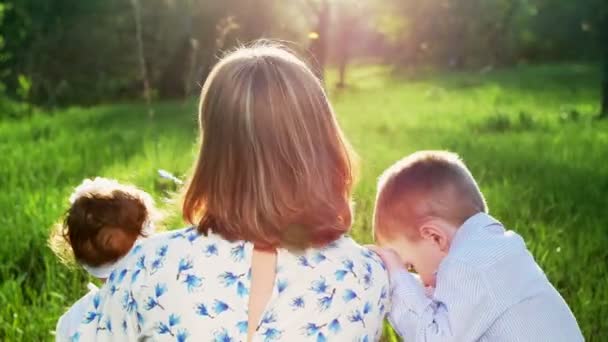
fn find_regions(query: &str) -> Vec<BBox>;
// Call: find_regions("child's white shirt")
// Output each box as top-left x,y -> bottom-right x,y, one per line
55,283 -> 98,342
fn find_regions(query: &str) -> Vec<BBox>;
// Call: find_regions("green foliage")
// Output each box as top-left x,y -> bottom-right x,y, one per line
0,64 -> 606,340
0,0 -> 281,106
382,0 -> 606,68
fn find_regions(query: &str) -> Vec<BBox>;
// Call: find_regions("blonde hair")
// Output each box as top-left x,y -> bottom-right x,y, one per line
374,151 -> 487,240
183,42 -> 357,249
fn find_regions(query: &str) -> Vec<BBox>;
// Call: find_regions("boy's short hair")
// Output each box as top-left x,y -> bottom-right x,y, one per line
50,178 -> 157,267
374,151 -> 487,240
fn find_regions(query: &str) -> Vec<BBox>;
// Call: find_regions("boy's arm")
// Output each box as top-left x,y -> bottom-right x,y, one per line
388,269 -> 435,340
374,248 -> 499,342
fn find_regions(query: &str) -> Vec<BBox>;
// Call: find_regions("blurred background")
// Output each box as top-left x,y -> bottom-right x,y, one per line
0,0 -> 606,341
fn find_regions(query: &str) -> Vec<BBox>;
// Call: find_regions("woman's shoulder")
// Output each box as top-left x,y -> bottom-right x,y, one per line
107,227 -> 250,287
320,235 -> 387,271
283,235 -> 389,289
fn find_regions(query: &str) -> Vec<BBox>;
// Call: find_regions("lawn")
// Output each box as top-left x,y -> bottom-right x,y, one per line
1,64 -> 606,341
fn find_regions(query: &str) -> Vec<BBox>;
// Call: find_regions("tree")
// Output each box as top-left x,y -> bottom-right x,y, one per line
129,0 -> 153,117
303,0 -> 330,81
600,7 -> 608,119
602,63 -> 607,119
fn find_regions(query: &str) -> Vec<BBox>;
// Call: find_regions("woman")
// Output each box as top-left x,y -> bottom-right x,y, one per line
73,43 -> 389,341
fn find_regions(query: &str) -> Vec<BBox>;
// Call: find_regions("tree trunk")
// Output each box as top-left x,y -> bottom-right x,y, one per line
335,13 -> 357,89
129,0 -> 153,117
601,68 -> 608,119
308,0 -> 329,82
600,14 -> 608,119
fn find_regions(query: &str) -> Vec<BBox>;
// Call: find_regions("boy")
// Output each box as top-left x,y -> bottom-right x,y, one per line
50,178 -> 158,342
372,151 -> 583,341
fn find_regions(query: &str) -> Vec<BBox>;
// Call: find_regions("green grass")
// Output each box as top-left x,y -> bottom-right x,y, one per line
1,63 -> 606,341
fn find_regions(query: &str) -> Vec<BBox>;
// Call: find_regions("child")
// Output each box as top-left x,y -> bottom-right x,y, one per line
50,177 -> 158,342
371,151 -> 583,341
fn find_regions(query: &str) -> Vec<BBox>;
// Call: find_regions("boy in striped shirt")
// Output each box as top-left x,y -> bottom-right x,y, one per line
371,151 -> 583,341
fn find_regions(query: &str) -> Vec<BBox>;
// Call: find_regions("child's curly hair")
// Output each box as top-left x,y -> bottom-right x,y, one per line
49,177 -> 159,267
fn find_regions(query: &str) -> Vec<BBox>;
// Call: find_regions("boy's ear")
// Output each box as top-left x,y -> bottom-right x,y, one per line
419,224 -> 450,252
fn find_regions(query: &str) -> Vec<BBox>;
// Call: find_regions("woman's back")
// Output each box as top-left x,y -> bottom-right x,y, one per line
74,227 -> 389,341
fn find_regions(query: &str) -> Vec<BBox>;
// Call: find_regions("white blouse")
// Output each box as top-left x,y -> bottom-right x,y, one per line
70,227 -> 390,341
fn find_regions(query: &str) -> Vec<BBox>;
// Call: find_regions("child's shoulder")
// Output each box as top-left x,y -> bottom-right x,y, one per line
447,224 -> 529,271
56,289 -> 98,341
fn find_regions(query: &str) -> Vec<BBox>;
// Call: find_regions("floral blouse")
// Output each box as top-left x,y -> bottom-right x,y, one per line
72,227 -> 390,341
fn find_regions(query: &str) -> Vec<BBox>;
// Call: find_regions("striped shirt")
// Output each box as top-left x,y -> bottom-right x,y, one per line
389,213 -> 584,341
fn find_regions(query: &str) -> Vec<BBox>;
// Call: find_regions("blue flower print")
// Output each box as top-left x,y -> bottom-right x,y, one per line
108,270 -> 116,283
312,252 -> 328,264
150,258 -> 164,274
176,258 -> 193,280
195,303 -> 215,319
219,272 -> 245,287
169,227 -> 195,239
342,259 -> 357,278
130,244 -> 142,256
302,323 -> 326,336
237,281 -> 248,297
261,327 -> 282,342
70,332 -> 80,342
230,243 -> 245,262
83,293 -> 102,324
291,296 -> 305,310
117,269 -> 128,284
310,277 -> 329,294
121,290 -> 138,313
298,256 -> 314,268
157,323 -> 172,336
236,321 -> 248,334
378,285 -> 388,313
136,312 -> 144,333
170,231 -> 186,239
157,244 -> 169,257
348,310 -> 366,328
131,255 -> 146,283
186,231 -> 200,244
318,288 -> 336,311
183,274 -> 203,292
136,255 -> 146,270
363,301 -> 373,315
214,328 -> 233,342
335,259 -> 357,281
144,283 -> 167,310
156,314 -> 181,337
361,262 -> 373,289
328,318 -> 341,334
219,271 -> 248,297
97,317 -> 112,333
109,284 -> 119,296
177,329 -> 189,342
277,279 -> 288,294
334,269 -> 348,281
168,314 -> 180,327
204,244 -> 218,257
73,234 -> 389,341
260,310 -> 277,325
343,289 -> 360,302
212,300 -> 232,315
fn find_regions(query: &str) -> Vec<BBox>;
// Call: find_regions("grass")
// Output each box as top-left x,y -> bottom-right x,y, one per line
1,63 -> 606,341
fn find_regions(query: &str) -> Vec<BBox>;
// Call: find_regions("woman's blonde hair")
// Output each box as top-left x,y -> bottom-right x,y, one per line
183,42 -> 357,249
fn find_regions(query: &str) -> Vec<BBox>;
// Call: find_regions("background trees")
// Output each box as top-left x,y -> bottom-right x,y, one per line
0,0 -> 604,108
